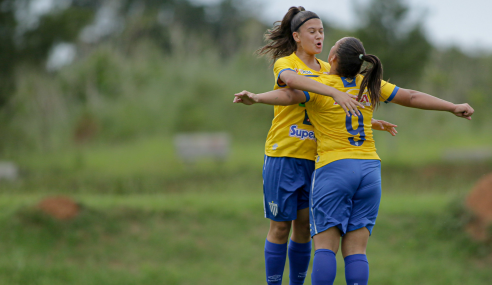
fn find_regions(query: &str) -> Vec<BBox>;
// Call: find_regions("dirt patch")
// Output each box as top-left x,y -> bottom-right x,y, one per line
38,196 -> 80,220
73,113 -> 98,144
466,173 -> 492,241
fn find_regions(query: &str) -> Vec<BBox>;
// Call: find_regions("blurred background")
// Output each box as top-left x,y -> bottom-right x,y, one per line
0,0 -> 491,284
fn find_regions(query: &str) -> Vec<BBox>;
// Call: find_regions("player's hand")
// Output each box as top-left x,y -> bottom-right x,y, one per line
331,91 -> 364,117
372,119 -> 398,136
234,90 -> 258,105
452,103 -> 474,120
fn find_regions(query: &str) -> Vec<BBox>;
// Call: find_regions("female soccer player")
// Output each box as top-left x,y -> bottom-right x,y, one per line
234,37 -> 474,285
255,7 -> 396,285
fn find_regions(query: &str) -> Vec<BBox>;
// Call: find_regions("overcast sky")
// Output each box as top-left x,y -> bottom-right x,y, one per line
251,0 -> 492,54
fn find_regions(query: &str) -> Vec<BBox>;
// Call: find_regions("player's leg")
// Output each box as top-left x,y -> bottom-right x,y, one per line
309,160 -> 360,285
291,208 -> 311,243
341,228 -> 370,285
265,220 -> 292,284
288,208 -> 311,285
290,157 -> 314,244
263,155 -> 306,284
267,220 -> 292,244
341,227 -> 370,257
342,160 -> 382,285
311,227 -> 341,285
287,158 -> 315,285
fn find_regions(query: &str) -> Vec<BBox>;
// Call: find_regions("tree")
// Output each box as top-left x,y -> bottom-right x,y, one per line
0,0 -> 17,108
0,0 -> 96,109
354,0 -> 432,86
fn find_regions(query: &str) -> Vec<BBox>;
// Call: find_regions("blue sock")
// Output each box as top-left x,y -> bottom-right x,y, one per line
288,240 -> 311,285
311,249 -> 337,285
265,239 -> 287,284
344,254 -> 369,285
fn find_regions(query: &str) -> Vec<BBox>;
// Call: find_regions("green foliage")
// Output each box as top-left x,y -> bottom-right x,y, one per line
419,48 -> 492,123
0,0 -> 17,107
19,6 -> 95,64
435,195 -> 492,257
0,0 -> 266,111
0,0 -> 490,159
115,0 -> 265,56
0,0 -> 96,109
354,0 -> 432,86
0,39 -> 277,153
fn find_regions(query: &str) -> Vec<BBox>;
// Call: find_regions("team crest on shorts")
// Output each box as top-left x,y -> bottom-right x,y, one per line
269,201 -> 278,216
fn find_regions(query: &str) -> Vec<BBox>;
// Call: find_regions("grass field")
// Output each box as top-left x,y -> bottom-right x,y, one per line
1,136 -> 491,284
0,192 -> 491,285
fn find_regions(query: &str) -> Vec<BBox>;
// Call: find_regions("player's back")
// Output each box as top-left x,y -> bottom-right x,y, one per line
305,74 -> 399,169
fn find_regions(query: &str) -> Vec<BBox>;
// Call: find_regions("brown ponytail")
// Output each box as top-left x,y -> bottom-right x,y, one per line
256,6 -> 320,62
335,37 -> 383,110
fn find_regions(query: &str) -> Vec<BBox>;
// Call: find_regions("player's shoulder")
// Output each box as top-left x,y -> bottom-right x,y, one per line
355,74 -> 394,88
319,74 -> 341,87
274,53 -> 297,66
306,75 -> 339,104
355,74 -> 365,86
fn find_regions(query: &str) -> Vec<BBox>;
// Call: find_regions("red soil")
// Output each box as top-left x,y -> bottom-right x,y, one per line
466,173 -> 492,241
38,196 -> 80,220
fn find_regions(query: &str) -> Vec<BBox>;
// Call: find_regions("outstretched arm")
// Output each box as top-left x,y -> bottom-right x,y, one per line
280,70 -> 363,116
391,88 -> 474,120
233,88 -> 306,106
234,89 -> 400,136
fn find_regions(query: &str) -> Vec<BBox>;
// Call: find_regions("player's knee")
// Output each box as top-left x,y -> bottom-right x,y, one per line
341,243 -> 367,257
341,230 -> 369,256
294,221 -> 310,236
297,228 -> 311,242
302,224 -> 310,237
270,222 -> 291,239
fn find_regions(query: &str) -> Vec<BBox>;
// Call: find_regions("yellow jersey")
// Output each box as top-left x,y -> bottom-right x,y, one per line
265,52 -> 331,161
305,74 -> 399,169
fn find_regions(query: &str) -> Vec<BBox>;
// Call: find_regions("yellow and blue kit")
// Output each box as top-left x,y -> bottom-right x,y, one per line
306,75 -> 399,169
303,74 -> 399,236
265,52 -> 330,160
263,52 -> 330,221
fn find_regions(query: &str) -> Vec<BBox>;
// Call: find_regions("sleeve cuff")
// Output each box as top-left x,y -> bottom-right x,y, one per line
276,68 -> 296,87
303,91 -> 310,102
384,86 -> 399,103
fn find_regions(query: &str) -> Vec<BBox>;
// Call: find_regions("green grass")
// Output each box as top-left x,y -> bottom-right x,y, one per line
3,135 -> 491,196
0,136 -> 491,284
0,192 -> 490,285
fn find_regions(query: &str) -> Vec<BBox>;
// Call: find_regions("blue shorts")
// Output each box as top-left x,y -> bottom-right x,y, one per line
309,159 -> 381,237
263,155 -> 315,222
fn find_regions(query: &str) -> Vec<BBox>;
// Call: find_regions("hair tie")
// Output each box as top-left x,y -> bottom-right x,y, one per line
292,16 -> 320,32
359,54 -> 364,61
